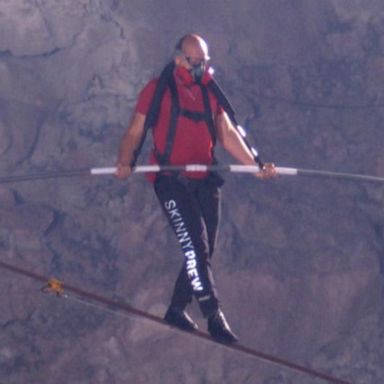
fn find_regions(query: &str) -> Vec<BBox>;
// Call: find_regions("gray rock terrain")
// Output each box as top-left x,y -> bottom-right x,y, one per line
0,0 -> 383,383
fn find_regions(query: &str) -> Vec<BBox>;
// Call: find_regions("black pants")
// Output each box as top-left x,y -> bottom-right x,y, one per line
154,174 -> 222,318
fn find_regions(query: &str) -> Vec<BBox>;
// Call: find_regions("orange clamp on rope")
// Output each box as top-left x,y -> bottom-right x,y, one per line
42,278 -> 65,296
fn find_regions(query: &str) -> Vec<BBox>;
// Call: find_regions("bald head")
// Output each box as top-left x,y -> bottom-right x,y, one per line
174,34 -> 210,83
176,34 -> 210,61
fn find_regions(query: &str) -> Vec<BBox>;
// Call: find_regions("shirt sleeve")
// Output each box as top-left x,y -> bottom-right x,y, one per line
134,78 -> 159,115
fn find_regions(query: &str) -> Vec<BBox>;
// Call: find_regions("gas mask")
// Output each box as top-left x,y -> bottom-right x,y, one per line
189,62 -> 205,84
175,63 -> 214,86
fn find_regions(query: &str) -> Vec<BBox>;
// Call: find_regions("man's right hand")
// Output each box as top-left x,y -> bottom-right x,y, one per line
115,163 -> 132,179
255,163 -> 277,179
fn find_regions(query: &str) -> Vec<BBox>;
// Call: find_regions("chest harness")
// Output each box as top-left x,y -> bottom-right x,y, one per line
131,62 -> 264,170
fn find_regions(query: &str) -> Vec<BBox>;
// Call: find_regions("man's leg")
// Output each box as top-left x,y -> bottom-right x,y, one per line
154,175 -> 219,318
196,177 -> 239,344
168,263 -> 193,310
168,179 -> 221,310
155,175 -> 238,343
196,178 -> 221,258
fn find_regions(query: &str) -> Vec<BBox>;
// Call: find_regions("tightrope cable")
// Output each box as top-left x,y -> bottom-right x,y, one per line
0,259 -> 352,384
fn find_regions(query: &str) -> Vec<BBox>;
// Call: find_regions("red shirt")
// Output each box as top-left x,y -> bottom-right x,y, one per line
135,67 -> 223,180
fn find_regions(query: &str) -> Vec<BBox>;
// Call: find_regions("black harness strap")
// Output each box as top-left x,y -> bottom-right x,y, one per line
130,62 -> 175,167
154,76 -> 217,165
157,73 -> 180,165
200,84 -> 216,146
179,109 -> 207,122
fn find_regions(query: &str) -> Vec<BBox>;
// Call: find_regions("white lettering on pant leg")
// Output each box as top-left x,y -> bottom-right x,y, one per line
169,208 -> 181,220
164,200 -> 204,293
164,200 -> 176,210
191,277 -> 203,291
174,221 -> 185,234
186,258 -> 196,270
181,240 -> 193,251
185,250 -> 195,259
185,252 -> 203,292
177,230 -> 190,244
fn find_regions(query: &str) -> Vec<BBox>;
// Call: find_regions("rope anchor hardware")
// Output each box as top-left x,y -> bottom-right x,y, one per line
42,278 -> 65,296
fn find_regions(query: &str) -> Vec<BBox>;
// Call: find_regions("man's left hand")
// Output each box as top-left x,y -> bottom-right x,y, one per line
256,163 -> 277,179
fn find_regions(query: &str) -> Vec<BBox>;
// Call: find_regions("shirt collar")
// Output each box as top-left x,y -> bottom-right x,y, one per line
174,66 -> 195,87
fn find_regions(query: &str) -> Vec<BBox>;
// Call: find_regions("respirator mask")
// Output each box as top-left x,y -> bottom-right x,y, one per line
179,52 -> 209,84
189,61 -> 206,83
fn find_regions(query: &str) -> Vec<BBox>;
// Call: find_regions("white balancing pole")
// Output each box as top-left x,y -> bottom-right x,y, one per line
1,164 -> 383,184
88,164 -> 384,184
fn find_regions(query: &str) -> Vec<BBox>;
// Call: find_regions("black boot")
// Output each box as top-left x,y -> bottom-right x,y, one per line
164,307 -> 198,332
208,309 -> 239,344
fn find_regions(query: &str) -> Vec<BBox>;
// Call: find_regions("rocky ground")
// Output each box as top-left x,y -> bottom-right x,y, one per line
0,1 -> 384,383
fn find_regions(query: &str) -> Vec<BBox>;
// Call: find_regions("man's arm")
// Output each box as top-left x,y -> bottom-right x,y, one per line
115,112 -> 146,178
216,112 -> 276,179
